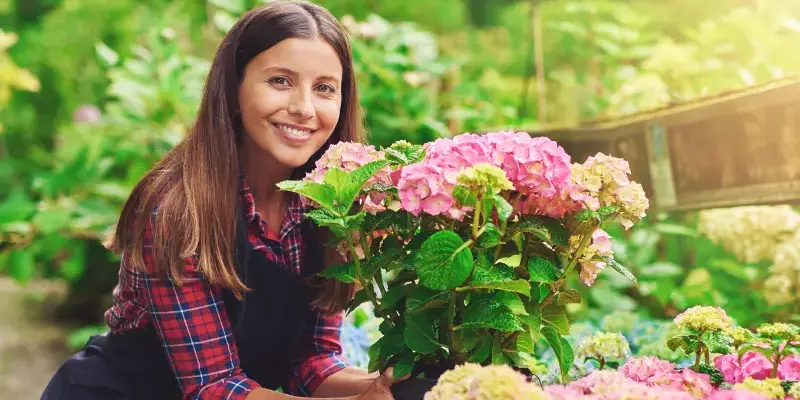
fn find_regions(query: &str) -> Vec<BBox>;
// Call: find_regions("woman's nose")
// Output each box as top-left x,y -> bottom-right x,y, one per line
287,87 -> 314,120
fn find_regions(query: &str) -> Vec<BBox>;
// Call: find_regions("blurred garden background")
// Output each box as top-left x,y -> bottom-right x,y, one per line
2,0 -> 800,398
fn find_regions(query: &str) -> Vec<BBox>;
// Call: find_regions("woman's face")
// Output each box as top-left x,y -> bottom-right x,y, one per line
238,37 -> 343,170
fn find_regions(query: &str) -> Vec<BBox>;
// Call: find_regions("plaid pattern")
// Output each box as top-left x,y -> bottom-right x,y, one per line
104,175 -> 349,400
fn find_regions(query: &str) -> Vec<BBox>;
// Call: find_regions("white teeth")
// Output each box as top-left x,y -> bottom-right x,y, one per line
277,124 -> 312,138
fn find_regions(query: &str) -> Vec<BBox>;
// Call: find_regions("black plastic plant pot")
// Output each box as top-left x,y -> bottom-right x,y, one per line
390,377 -> 438,400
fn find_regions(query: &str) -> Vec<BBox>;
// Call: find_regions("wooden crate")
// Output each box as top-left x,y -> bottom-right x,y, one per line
479,77 -> 800,212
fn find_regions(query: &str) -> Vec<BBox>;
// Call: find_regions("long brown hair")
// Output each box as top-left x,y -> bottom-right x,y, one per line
107,0 -> 361,311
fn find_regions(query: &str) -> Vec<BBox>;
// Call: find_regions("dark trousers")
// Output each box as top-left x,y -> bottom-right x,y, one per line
41,334 -> 129,400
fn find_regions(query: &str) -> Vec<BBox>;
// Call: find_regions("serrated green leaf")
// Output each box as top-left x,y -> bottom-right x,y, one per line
368,341 -> 387,373
540,217 -> 569,246
379,284 -> 411,310
667,335 -> 698,354
516,329 -> 536,353
472,263 -> 515,284
468,335 -> 493,363
491,335 -> 507,365
541,326 -> 574,381
277,180 -> 336,210
461,298 -> 522,331
557,289 -> 582,305
602,256 -> 638,285
404,314 -> 441,354
597,206 -> 619,220
453,186 -> 477,207
325,168 -> 350,202
318,262 -> 356,283
508,219 -> 550,242
495,292 -> 527,315
492,194 -> 513,222
477,223 -> 504,248
707,331 -> 733,354
345,289 -> 371,313
415,230 -> 473,290
342,160 -> 391,209
385,141 -> 425,166
378,334 -> 408,359
466,280 -> 531,298
541,304 -> 569,335
393,352 -> 416,379
407,286 -> 448,312
528,257 -> 558,283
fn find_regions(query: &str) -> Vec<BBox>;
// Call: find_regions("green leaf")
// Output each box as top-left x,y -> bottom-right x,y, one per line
406,287 -> 448,313
477,223 -> 504,248
605,360 -> 621,369
305,208 -> 366,236
495,292 -> 527,315
378,334 -> 408,359
602,256 -> 638,285
492,335 -> 507,365
32,207 -> 72,235
541,326 -> 574,381
557,289 -> 582,305
0,190 -> 36,224
342,160 -> 391,208
516,329 -> 536,353
667,335 -> 699,354
277,180 -> 336,210
415,230 -> 474,290
466,280 -> 531,298
8,249 -> 35,284
368,341 -> 388,373
472,262 -> 515,284
318,262 -> 356,283
385,141 -> 425,166
461,298 -> 522,331
492,194 -> 513,222
597,206 -> 619,220
393,352 -> 416,379
508,219 -> 550,242
707,331 -> 733,355
541,304 -> 570,335
540,217 -> 569,246
345,289 -> 371,313
325,167 -> 351,204
528,257 -> 558,283
697,364 -> 725,386
379,284 -> 411,310
468,335 -> 493,363
453,186 -> 477,207
404,314 -> 442,354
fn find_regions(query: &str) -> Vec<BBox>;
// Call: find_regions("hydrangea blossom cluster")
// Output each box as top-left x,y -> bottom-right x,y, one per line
762,230 -> 800,306
674,306 -> 732,332
696,206 -> 800,264
577,332 -> 631,365
423,363 -> 549,400
732,378 -> 785,399
570,153 -> 649,229
302,141 -> 397,213
714,352 -> 800,384
571,228 -> 614,286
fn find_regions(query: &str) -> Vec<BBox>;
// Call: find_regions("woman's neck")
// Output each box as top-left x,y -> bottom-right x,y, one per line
239,146 -> 293,210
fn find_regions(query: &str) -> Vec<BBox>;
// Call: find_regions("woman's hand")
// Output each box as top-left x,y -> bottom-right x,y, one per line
356,367 -> 405,400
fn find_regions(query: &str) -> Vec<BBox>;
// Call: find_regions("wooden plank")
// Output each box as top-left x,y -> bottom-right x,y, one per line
476,77 -> 800,212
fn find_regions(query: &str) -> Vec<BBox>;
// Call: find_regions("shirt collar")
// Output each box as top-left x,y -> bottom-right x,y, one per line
238,174 -> 307,235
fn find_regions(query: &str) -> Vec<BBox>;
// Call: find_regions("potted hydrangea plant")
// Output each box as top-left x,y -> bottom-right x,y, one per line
277,131 -> 650,399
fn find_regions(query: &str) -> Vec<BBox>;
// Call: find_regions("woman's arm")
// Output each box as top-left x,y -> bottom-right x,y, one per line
313,367 -> 378,397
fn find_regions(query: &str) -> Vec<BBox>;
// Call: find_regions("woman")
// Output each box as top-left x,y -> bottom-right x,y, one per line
41,1 -> 398,399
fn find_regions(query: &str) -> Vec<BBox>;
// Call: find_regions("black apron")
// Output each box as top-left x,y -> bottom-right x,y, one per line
41,212 -> 324,399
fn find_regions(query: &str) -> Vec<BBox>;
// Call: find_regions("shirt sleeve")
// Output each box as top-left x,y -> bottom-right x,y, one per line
139,218 -> 260,400
284,311 -> 351,396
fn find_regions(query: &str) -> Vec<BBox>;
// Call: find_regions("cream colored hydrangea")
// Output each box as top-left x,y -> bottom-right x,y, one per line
727,326 -> 753,348
696,206 -> 800,264
788,382 -> 800,399
733,377 -> 784,399
456,163 -> 514,194
577,332 -> 631,362
756,322 -> 799,340
763,230 -> 800,306
424,363 -> 550,400
674,306 -> 732,332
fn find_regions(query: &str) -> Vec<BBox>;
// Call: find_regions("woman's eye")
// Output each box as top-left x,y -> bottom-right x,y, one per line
268,76 -> 290,86
316,83 -> 336,94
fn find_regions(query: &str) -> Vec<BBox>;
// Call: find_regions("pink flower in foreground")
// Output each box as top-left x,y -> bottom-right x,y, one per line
620,356 -> 677,384
740,352 -> 774,381
715,354 -> 745,384
707,390 -> 770,400
576,229 -> 614,286
778,355 -> 800,380
679,368 -> 714,399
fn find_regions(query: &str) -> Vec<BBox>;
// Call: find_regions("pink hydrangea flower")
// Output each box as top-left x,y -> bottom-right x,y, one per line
715,354 -> 745,384
778,355 -> 800,380
619,356 -> 677,384
679,368 -> 714,399
576,229 -> 614,286
707,390 -> 770,400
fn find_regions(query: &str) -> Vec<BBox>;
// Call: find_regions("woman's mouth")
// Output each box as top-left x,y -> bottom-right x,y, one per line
274,123 -> 314,141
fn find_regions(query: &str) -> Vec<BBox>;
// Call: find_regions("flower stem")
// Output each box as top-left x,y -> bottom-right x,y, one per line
599,356 -> 606,370
347,239 -> 386,323
472,197 -> 482,240
447,291 -> 458,360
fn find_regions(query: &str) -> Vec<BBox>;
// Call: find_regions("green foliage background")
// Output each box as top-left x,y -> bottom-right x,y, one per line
2,0 -> 800,336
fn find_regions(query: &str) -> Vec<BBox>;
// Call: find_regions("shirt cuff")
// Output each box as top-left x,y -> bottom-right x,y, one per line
287,352 -> 352,396
195,375 -> 259,400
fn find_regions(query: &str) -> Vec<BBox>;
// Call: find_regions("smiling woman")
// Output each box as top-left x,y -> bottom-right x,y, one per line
40,1 -> 401,400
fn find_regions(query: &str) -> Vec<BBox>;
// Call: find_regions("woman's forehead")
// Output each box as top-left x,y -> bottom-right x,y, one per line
248,38 -> 343,81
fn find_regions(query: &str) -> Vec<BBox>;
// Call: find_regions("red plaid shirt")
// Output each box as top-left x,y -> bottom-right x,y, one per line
105,174 -> 349,400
